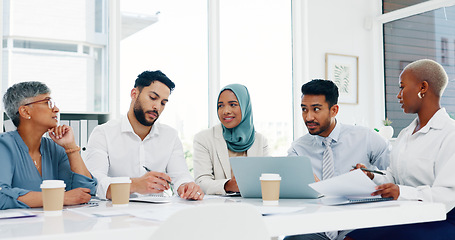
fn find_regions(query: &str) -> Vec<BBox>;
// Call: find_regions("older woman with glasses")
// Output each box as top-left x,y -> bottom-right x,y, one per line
0,81 -> 97,210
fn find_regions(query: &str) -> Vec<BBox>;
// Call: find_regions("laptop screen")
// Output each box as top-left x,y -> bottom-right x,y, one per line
230,156 -> 320,199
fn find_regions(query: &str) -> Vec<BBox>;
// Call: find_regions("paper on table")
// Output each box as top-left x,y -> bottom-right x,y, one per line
128,204 -> 191,222
0,210 -> 36,220
91,210 -> 130,217
255,206 -> 306,216
129,194 -> 171,204
309,169 -> 378,198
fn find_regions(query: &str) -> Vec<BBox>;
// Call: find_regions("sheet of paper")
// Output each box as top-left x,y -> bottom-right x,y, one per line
129,196 -> 171,203
255,206 -> 306,216
202,194 -> 225,199
91,210 -> 130,217
127,204 -> 191,221
309,169 -> 377,197
0,210 -> 36,220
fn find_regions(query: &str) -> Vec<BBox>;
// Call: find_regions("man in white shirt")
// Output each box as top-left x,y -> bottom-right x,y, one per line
285,79 -> 391,240
85,70 -> 204,200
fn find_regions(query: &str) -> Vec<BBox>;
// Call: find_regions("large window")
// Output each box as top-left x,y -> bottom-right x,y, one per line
219,0 -> 293,156
383,0 -> 429,13
120,0 -> 208,171
384,4 -> 455,136
120,0 -> 293,169
2,1 -> 295,164
1,0 -> 109,113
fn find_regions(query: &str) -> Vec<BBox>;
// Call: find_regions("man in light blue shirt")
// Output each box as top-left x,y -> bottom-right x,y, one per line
285,79 -> 390,240
288,79 -> 390,180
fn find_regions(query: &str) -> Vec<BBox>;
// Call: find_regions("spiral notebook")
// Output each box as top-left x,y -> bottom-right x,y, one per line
320,195 -> 393,205
309,169 -> 393,205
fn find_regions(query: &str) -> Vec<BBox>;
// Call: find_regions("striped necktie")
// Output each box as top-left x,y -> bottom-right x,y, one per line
322,137 -> 338,240
322,137 -> 334,180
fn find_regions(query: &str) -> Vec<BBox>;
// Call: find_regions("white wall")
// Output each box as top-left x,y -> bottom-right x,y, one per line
304,0 -> 384,129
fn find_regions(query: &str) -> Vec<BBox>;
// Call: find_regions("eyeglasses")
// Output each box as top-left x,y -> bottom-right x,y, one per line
23,98 -> 56,110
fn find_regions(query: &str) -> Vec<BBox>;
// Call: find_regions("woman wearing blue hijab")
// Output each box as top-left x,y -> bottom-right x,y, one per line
193,84 -> 269,195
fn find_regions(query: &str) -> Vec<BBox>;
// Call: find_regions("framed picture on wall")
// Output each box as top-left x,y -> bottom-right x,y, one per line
325,53 -> 359,104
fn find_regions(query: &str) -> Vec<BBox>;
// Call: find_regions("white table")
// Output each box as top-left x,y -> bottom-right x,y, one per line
0,196 -> 447,240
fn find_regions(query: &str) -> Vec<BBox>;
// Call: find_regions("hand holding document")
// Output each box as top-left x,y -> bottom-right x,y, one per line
309,169 -> 392,205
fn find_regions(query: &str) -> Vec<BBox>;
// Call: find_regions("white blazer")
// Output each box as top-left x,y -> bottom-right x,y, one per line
193,124 -> 269,195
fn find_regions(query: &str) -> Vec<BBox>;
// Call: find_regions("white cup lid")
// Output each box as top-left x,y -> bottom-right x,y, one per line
110,177 -> 132,184
260,173 -> 281,181
40,180 -> 66,189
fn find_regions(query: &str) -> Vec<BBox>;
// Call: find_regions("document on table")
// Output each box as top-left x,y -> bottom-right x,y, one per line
0,210 -> 36,220
309,169 -> 392,205
129,193 -> 172,203
128,204 -> 191,221
255,206 -> 306,216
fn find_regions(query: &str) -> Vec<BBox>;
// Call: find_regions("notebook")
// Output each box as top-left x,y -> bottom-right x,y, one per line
320,196 -> 393,205
230,156 -> 320,199
129,193 -> 171,204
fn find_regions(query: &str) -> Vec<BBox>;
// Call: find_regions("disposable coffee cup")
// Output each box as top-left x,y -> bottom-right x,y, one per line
260,173 -> 281,205
110,177 -> 131,206
40,180 -> 66,216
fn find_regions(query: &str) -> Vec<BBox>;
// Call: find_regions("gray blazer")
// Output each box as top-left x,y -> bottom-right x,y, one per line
193,124 -> 269,195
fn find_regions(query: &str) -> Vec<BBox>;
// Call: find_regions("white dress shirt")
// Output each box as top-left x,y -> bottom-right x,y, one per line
85,115 -> 194,199
288,121 -> 391,180
373,108 -> 455,212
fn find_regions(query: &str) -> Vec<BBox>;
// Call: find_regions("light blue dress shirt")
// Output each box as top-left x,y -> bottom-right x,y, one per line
0,131 -> 97,210
288,122 -> 391,180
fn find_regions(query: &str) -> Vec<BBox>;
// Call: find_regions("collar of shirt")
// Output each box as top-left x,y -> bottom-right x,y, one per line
313,120 -> 341,146
11,131 -> 30,152
120,115 -> 160,140
409,108 -> 447,135
11,130 -> 49,160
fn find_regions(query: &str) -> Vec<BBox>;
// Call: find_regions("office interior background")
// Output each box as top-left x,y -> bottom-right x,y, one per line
1,0 -> 455,172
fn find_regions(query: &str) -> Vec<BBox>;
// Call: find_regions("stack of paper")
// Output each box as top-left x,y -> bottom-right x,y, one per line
309,169 -> 392,205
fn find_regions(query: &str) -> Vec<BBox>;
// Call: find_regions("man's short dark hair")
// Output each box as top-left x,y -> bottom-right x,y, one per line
134,70 -> 175,92
301,79 -> 339,107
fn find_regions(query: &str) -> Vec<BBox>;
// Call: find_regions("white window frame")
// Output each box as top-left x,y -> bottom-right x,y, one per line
373,0 -> 455,127
207,0 -> 306,140
291,0 -> 309,140
0,0 -> 3,132
1,0 -> 307,137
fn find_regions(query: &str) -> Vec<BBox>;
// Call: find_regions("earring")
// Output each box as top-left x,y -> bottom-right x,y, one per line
417,92 -> 422,99
28,116 -> 31,119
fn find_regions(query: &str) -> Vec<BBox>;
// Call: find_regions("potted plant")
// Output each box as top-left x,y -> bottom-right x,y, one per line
379,118 -> 394,139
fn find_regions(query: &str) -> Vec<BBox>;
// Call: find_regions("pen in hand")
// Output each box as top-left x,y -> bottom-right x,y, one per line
142,166 -> 174,192
352,166 -> 385,175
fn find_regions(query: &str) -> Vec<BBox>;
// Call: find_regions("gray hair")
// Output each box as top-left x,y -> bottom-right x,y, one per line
403,59 -> 448,97
3,81 -> 51,127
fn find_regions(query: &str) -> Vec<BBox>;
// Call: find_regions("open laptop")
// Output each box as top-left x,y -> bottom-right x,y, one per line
230,156 -> 320,199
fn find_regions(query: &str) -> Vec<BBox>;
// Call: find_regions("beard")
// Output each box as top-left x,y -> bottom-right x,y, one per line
306,120 -> 331,136
133,99 -> 159,127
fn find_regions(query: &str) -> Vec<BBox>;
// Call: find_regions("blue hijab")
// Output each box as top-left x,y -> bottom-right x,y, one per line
218,84 -> 255,152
